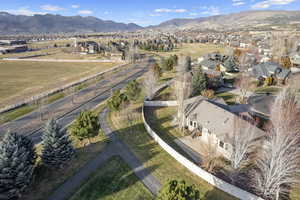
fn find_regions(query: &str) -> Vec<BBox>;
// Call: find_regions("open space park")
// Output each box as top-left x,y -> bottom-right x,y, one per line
0,60 -> 118,107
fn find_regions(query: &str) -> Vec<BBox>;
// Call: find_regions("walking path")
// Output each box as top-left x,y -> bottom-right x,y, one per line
100,108 -> 162,195
48,108 -> 161,200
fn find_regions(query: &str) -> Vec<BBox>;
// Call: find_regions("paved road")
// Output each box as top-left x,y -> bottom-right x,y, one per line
48,108 -> 161,200
0,58 -> 153,144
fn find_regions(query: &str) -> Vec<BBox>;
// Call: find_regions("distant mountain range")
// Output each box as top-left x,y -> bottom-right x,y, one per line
1,10 -> 300,35
0,12 -> 142,34
150,10 -> 300,31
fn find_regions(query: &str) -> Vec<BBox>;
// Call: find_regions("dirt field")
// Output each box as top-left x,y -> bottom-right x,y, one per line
0,60 -> 118,107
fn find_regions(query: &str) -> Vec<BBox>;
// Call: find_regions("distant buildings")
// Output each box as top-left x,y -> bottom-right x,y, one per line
0,40 -> 28,54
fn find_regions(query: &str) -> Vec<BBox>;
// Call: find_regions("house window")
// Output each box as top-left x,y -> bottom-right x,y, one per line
190,120 -> 193,126
193,122 -> 197,128
219,141 -> 224,148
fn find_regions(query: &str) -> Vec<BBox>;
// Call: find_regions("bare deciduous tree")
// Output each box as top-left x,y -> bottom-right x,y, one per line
234,73 -> 254,104
251,88 -> 300,200
143,70 -> 157,100
175,67 -> 192,130
270,87 -> 300,134
251,127 -> 300,200
227,116 -> 260,184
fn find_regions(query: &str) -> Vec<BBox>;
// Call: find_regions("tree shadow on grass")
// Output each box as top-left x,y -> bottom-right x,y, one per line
143,106 -> 195,162
23,137 -> 109,200
70,156 -> 158,200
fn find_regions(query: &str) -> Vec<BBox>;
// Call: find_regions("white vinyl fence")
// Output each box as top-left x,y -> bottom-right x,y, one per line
142,104 -> 264,200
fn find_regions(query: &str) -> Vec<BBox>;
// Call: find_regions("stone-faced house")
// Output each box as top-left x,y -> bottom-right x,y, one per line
184,99 -> 265,159
251,62 -> 291,84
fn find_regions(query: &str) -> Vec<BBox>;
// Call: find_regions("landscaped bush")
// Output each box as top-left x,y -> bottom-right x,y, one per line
124,80 -> 141,101
157,179 -> 200,200
70,110 -> 100,144
107,89 -> 128,111
201,89 -> 215,99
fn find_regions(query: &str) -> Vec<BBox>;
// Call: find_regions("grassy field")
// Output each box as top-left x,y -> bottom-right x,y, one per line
216,92 -> 238,105
108,103 -> 237,200
0,60 -> 118,107
69,156 -> 153,200
150,43 -> 225,59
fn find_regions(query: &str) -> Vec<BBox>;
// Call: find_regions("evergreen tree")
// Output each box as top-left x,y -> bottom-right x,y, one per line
0,132 -> 36,199
157,180 -> 200,200
223,56 -> 236,72
152,62 -> 162,79
184,56 -> 192,72
70,110 -> 100,143
192,69 -> 207,96
124,80 -> 141,101
41,119 -> 74,168
107,89 -> 127,111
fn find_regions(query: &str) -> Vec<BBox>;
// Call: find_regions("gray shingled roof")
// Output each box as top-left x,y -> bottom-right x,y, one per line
185,99 -> 265,143
252,62 -> 291,80
199,59 -> 220,70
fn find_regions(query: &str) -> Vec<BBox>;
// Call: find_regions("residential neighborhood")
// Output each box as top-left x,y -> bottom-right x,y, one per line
0,1 -> 300,200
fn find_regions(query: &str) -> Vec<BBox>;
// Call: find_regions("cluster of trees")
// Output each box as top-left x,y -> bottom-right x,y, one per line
107,80 -> 141,111
0,120 -> 75,199
136,39 -> 175,52
0,109 -> 101,199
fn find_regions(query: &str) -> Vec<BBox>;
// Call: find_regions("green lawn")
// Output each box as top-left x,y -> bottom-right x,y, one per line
216,92 -> 238,105
0,91 -> 64,125
69,156 -> 153,200
254,86 -> 281,94
109,103 -> 237,200
0,104 -> 37,124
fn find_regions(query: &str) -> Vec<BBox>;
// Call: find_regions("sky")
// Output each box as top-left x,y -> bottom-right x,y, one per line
1,0 -> 300,26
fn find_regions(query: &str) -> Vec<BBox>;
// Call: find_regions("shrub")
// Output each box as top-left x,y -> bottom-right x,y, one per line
107,90 -> 127,111
157,180 -> 200,200
70,110 -> 100,143
201,89 -> 215,99
124,80 -> 141,101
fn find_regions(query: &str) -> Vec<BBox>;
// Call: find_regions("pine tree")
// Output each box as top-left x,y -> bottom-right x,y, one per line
124,80 -> 141,101
0,132 -> 36,199
157,180 -> 200,200
192,69 -> 207,96
70,110 -> 100,143
41,119 -> 74,168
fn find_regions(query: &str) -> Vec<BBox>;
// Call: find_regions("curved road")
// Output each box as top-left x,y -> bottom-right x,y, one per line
0,58 -> 154,144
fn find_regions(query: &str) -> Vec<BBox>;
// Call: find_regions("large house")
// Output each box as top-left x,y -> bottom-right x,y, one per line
184,99 -> 265,159
199,53 -> 239,74
251,62 -> 291,84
